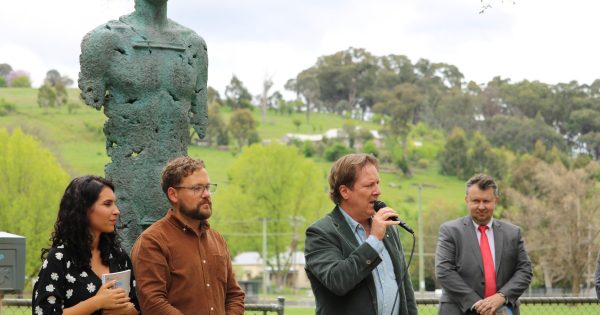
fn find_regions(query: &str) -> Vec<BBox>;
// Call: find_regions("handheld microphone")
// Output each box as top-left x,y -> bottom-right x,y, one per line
373,200 -> 414,234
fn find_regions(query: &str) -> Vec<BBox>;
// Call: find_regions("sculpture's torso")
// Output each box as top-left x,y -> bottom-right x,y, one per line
103,17 -> 202,159
79,15 -> 208,249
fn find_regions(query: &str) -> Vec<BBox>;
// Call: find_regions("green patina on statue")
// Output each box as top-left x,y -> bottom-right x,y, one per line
78,0 -> 208,249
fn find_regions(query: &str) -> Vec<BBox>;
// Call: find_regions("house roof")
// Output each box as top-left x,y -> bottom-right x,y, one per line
283,127 -> 382,144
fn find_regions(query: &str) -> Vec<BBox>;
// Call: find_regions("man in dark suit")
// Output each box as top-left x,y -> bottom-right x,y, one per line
435,174 -> 532,315
304,153 -> 417,315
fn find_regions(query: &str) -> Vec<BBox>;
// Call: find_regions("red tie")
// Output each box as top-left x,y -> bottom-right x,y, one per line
478,225 -> 496,298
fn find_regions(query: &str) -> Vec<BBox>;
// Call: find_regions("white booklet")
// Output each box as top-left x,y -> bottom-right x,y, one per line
101,269 -> 131,294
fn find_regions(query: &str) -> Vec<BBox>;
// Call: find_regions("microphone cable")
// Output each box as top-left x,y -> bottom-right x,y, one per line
388,225 -> 415,315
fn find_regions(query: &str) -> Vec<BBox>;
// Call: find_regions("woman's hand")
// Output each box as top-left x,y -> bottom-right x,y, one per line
93,280 -> 130,310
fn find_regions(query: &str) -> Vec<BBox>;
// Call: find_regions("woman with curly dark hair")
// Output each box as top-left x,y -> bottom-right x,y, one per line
32,175 -> 139,315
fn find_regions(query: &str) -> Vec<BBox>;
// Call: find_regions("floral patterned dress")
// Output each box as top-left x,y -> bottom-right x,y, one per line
32,245 -> 139,315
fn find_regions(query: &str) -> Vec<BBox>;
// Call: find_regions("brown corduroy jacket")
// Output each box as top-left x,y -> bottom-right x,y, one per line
131,210 -> 245,315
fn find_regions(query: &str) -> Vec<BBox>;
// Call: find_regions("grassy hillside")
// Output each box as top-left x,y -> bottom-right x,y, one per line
0,88 -> 381,176
0,87 -> 468,233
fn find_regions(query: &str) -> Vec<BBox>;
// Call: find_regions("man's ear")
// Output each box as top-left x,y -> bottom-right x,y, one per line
167,187 -> 179,204
339,185 -> 350,200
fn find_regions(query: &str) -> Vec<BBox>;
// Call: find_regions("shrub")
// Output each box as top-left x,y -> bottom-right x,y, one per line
7,70 -> 32,87
324,143 -> 353,162
302,141 -> 316,157
0,98 -> 16,116
573,154 -> 592,169
416,159 -> 429,169
395,157 -> 410,175
362,139 -> 379,157
248,130 -> 261,145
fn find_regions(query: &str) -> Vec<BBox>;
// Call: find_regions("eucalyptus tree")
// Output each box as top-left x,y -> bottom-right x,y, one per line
507,159 -> 600,293
225,75 -> 253,110
0,128 -> 69,280
212,144 -> 328,288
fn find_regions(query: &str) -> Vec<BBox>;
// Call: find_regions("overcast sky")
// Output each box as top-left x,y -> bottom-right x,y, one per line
1,0 -> 599,97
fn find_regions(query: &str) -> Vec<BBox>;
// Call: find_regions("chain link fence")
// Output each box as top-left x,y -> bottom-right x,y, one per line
3,296 -> 600,314
415,297 -> 600,314
244,297 -> 285,315
1,297 -> 285,315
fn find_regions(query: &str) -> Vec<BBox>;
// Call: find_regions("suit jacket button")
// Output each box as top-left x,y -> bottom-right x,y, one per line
366,259 -> 372,264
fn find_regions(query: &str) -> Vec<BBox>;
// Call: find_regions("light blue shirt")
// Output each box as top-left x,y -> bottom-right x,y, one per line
340,207 -> 400,315
472,218 -> 496,266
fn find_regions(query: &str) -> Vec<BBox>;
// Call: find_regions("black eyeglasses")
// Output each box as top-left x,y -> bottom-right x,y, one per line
173,184 -> 217,194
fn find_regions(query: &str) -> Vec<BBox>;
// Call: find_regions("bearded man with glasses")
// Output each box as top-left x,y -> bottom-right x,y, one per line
131,156 -> 245,314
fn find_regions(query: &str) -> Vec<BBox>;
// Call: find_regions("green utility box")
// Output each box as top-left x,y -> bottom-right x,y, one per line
0,231 -> 26,291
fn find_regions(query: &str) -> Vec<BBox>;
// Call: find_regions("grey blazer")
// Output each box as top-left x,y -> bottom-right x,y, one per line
435,216 -> 532,315
304,206 -> 418,315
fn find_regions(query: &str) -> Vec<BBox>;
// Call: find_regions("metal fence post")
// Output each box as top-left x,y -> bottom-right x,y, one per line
277,296 -> 285,315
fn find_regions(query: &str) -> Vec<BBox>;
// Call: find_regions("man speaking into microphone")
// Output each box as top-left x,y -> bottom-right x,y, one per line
304,153 -> 417,315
